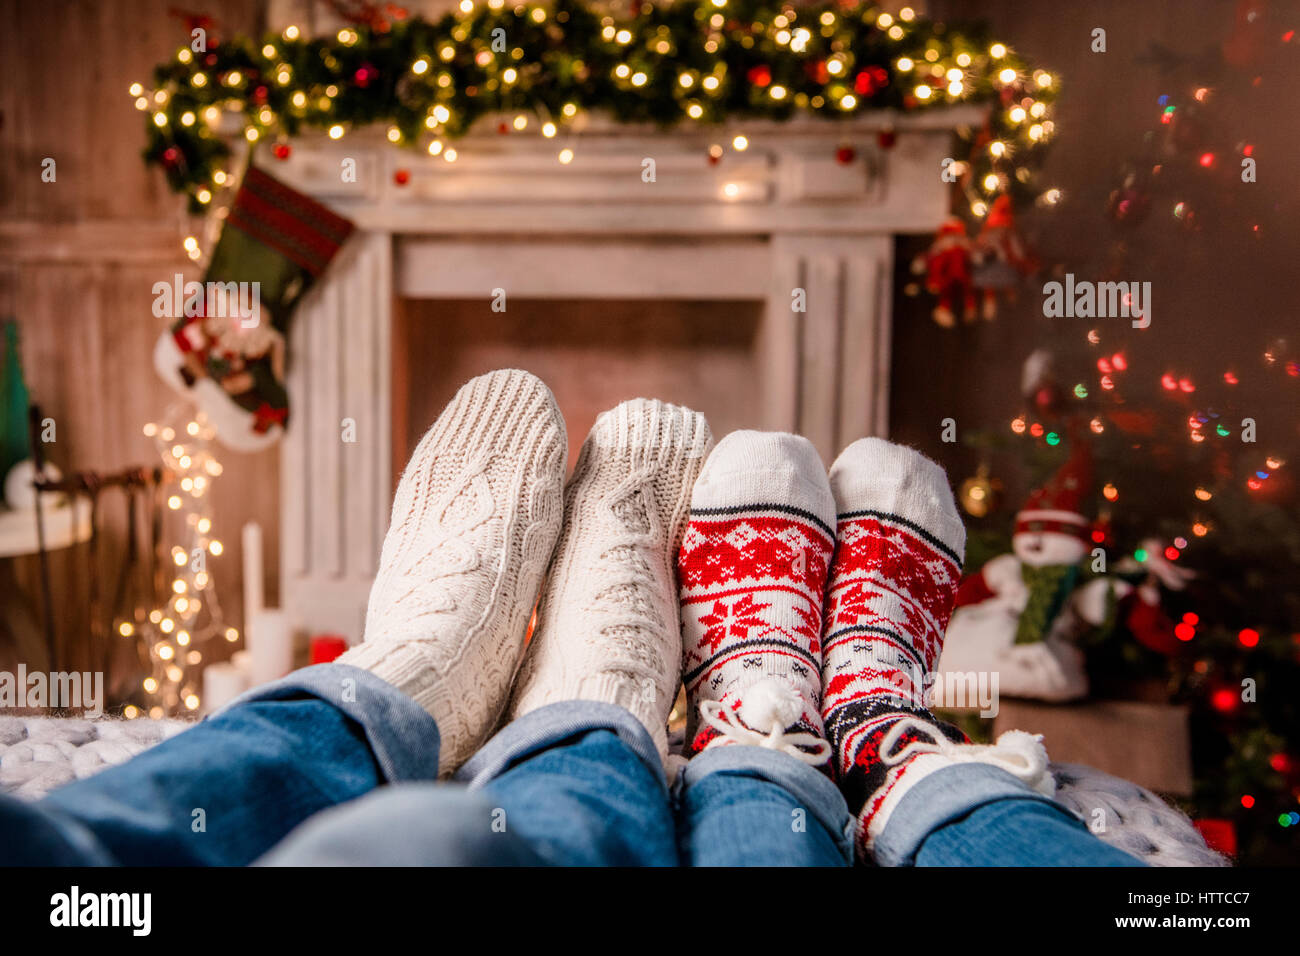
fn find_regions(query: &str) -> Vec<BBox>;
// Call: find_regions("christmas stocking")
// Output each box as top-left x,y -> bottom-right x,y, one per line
153,166 -> 355,451
1,321 -> 32,500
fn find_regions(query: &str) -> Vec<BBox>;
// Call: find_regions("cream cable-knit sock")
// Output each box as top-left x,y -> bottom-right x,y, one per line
339,369 -> 566,776
508,399 -> 713,762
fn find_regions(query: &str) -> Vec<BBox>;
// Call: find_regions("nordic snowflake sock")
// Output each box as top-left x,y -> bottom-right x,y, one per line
820,438 -> 974,855
508,399 -> 712,763
340,369 -> 566,776
678,431 -> 836,766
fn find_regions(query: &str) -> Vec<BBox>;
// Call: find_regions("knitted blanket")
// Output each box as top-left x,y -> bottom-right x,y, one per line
0,716 -> 1227,866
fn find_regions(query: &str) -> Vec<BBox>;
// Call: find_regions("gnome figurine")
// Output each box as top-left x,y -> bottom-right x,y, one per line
934,444 -> 1125,703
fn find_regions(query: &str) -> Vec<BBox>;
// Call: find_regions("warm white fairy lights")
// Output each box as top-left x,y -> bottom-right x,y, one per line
123,407 -> 235,717
132,5 -> 1056,214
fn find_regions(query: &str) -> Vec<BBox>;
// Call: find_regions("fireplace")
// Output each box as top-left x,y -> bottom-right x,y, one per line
393,294 -> 764,474
271,111 -> 976,642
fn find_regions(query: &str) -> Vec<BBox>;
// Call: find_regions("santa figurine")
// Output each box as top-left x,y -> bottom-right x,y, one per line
912,216 -> 975,328
933,443 -> 1172,703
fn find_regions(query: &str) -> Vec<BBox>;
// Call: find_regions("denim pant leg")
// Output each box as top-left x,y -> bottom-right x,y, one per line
0,664 -> 440,866
875,763 -> 1146,867
255,783 -> 548,866
454,701 -> 679,866
675,746 -> 854,866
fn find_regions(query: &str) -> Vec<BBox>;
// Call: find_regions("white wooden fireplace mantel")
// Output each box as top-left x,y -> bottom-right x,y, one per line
269,109 -> 980,642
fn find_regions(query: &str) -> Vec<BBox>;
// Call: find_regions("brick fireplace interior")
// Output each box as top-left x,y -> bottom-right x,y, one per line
392,297 -> 764,477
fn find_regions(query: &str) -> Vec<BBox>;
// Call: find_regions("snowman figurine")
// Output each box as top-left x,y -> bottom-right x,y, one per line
935,445 -> 1128,703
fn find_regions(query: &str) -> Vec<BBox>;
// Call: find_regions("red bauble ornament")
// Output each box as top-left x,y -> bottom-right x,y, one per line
393,168 -> 410,186
1210,687 -> 1240,714
272,143 -> 292,160
1033,385 -> 1061,415
877,127 -> 897,150
354,64 -> 377,88
854,68 -> 886,96
162,146 -> 181,167
835,145 -> 856,165
747,65 -> 772,87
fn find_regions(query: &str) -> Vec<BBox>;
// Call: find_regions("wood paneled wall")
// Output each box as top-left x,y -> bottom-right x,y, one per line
0,1 -> 277,687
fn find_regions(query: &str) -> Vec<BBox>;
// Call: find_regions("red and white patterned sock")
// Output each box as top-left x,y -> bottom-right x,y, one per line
820,438 -> 971,855
678,431 -> 836,765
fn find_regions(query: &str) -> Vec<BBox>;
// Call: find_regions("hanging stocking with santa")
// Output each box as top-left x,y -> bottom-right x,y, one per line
153,166 -> 355,451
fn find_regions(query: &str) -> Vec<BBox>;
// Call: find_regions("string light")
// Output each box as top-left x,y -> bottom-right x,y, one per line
131,4 -> 1055,214
119,408 -> 235,717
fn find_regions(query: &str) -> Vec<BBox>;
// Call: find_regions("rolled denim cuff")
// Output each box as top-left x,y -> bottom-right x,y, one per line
454,700 -> 666,791
0,794 -> 117,866
874,761 -> 1061,867
679,746 -> 855,864
212,663 -> 441,784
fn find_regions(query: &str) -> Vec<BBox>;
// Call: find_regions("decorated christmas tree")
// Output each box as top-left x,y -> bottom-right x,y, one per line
958,13 -> 1300,865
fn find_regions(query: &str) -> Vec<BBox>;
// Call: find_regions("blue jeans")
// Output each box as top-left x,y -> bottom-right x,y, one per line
264,698 -> 856,866
874,762 -> 1143,867
0,663 -> 1138,866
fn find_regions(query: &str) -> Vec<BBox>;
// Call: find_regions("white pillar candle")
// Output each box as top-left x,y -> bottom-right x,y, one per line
202,661 -> 250,715
241,521 -> 264,622
248,608 -> 293,686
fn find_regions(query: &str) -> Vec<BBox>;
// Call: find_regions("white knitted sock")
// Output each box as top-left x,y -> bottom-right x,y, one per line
339,369 -> 566,776
508,399 -> 713,761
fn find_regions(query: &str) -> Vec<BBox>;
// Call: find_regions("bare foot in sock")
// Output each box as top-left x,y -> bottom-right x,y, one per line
508,399 -> 712,763
339,369 -> 567,776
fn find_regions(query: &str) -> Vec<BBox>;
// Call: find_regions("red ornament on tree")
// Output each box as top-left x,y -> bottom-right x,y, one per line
162,146 -> 182,167
354,64 -> 378,88
747,65 -> 772,87
855,66 -> 887,96
393,168 -> 410,186
1210,686 -> 1240,714
272,143 -> 292,161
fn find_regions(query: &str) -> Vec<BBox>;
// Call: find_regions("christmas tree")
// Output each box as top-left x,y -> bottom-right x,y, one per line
962,11 -> 1300,865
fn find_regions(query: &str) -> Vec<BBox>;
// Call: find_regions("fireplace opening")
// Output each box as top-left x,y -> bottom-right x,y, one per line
393,297 -> 764,477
